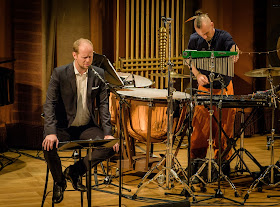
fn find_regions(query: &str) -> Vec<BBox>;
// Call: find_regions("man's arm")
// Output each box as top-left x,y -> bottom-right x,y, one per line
42,68 -> 60,150
186,35 -> 209,86
95,68 -> 112,136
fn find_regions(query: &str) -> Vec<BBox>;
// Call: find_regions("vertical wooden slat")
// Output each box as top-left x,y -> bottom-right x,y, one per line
146,0 -> 149,59
165,0 -> 168,20
171,0 -> 174,58
141,0 -> 144,59
156,0 -> 160,59
116,0 -> 120,64
130,0 -> 134,59
182,0 -> 185,55
145,0 -> 150,79
135,0 -> 139,59
151,0 -> 154,59
176,0 -> 179,58
140,0 -> 144,76
161,0 -> 164,27
126,0 -> 129,59
180,0 -> 185,91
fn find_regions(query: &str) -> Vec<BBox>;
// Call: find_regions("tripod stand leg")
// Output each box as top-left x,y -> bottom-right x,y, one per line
244,165 -> 272,202
136,157 -> 166,188
170,158 -> 197,202
132,168 -> 166,199
190,160 -> 208,186
212,161 -> 239,197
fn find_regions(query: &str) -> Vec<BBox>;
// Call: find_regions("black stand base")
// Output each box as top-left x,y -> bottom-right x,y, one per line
92,175 -> 131,192
195,188 -> 244,205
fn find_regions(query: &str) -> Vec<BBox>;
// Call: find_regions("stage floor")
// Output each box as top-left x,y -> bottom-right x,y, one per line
1,134 -> 280,207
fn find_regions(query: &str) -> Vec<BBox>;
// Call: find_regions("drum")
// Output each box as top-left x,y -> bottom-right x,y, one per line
116,88 -> 190,143
117,72 -> 153,88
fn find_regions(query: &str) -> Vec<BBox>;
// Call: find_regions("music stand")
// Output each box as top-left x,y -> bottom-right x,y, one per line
90,61 -> 131,207
59,139 -> 118,207
92,53 -> 124,87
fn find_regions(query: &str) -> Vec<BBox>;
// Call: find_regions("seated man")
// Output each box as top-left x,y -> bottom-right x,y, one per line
42,38 -> 119,204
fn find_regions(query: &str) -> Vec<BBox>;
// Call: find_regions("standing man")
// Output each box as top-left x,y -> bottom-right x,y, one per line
42,38 -> 119,203
187,11 -> 239,175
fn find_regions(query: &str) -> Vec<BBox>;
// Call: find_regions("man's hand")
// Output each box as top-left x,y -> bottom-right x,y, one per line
197,73 -> 209,86
42,134 -> 59,151
104,135 -> 119,153
230,44 -> 239,63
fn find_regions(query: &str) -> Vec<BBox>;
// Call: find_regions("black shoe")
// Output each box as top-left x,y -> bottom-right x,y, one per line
64,165 -> 87,192
52,180 -> 67,204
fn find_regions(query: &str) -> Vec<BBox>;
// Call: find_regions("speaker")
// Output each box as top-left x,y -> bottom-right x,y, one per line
143,200 -> 190,207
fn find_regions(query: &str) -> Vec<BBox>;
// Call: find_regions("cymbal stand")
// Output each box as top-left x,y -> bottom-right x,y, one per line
131,17 -> 196,203
244,73 -> 280,203
191,53 -> 241,204
222,107 -> 265,177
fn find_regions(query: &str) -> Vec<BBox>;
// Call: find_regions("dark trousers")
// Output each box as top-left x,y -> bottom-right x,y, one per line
43,125 -> 115,183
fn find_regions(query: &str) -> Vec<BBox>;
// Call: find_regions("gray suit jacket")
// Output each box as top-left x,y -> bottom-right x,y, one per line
43,63 -> 112,138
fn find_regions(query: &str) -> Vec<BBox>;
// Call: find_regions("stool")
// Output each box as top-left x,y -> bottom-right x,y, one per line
41,150 -> 84,207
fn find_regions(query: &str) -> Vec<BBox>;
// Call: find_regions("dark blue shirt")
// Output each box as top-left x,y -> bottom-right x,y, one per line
188,29 -> 236,89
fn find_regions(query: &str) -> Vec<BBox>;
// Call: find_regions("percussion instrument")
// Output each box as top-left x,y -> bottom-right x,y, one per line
244,67 -> 280,77
115,88 -> 190,170
117,88 -> 190,142
194,94 -> 272,108
117,72 -> 153,88
183,50 -> 238,77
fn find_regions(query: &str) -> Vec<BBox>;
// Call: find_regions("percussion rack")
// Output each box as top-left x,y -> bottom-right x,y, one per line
244,72 -> 280,203
183,50 -> 242,205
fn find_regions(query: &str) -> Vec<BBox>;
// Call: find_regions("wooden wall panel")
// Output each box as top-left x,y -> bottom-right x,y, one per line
201,0 -> 254,95
0,0 -> 13,126
12,0 -> 43,125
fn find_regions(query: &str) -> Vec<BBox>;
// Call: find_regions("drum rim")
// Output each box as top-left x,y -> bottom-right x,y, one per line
117,88 -> 190,102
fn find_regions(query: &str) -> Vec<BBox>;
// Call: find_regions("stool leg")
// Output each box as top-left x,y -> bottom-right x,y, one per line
78,149 -> 84,207
41,166 -> 50,207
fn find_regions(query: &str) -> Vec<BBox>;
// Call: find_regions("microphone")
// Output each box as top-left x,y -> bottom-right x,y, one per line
90,65 -> 107,86
161,16 -> 172,21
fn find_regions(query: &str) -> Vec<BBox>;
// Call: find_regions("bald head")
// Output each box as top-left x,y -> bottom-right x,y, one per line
73,38 -> 93,54
72,38 -> 94,73
193,11 -> 215,41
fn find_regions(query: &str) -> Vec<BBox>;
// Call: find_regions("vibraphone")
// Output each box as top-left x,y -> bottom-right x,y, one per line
182,50 -> 238,77
194,94 -> 272,108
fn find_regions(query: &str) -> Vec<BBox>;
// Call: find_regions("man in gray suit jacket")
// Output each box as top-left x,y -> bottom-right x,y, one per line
42,38 -> 119,203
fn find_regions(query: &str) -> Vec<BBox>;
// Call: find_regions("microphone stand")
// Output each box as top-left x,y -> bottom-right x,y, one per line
90,66 -> 130,206
131,17 -> 196,203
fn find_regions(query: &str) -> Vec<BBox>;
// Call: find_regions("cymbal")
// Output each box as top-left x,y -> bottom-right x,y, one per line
244,67 -> 280,77
150,71 -> 190,78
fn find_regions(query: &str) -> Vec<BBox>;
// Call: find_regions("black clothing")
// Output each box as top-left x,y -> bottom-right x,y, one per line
188,29 -> 236,89
43,63 -> 115,183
